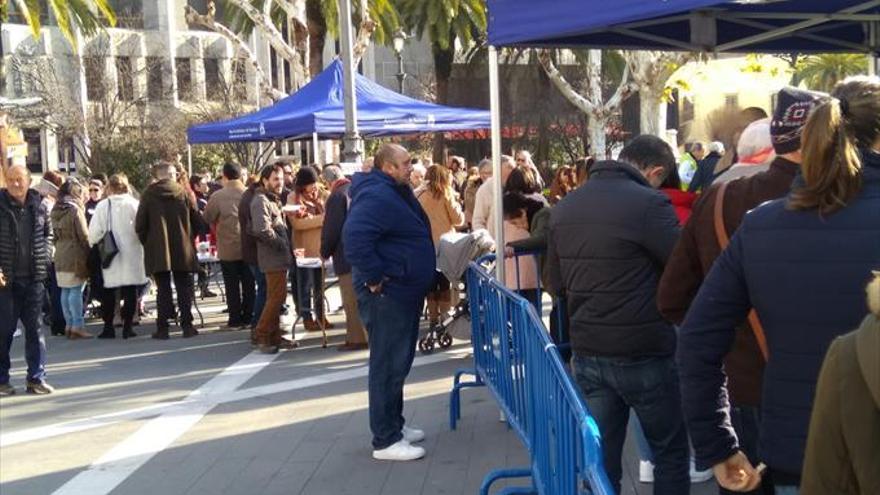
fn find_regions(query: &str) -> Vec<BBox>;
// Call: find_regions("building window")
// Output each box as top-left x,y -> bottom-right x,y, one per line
176,58 -> 193,101
147,57 -> 164,101
116,57 -> 135,101
7,0 -> 50,26
725,94 -> 739,109
186,0 -> 226,30
204,59 -> 222,101
109,0 -> 144,29
23,128 -> 43,174
84,57 -> 105,102
232,59 -> 248,100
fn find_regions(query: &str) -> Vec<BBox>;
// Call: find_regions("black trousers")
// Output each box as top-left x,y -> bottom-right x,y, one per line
154,271 -> 194,329
101,285 -> 138,328
220,260 -> 255,325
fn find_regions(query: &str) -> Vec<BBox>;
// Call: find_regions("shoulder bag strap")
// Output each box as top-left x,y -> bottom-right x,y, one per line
713,181 -> 769,361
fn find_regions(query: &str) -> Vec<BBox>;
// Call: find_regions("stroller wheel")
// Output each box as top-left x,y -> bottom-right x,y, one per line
439,333 -> 453,348
418,337 -> 435,354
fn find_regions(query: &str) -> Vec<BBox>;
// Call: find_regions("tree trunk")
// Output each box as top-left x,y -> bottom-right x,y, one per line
432,43 -> 454,163
306,0 -> 326,78
638,87 -> 666,137
588,114 -> 606,159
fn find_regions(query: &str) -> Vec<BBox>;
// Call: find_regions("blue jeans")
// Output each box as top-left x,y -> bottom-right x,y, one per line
249,264 -> 266,327
630,410 -> 654,462
0,278 -> 47,384
775,486 -> 799,495
572,354 -> 690,495
60,284 -> 85,328
357,291 -> 420,450
296,266 -> 323,319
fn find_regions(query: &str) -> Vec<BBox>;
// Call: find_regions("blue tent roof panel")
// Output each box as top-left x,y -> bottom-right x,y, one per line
187,60 -> 490,144
487,0 -> 880,53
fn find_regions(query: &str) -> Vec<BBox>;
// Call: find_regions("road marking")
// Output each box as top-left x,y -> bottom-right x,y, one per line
49,351 -> 279,495
1,347 -> 470,448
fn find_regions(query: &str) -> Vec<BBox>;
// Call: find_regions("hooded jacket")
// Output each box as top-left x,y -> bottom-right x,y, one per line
51,199 -> 90,280
135,179 -> 202,275
801,313 -> 880,495
677,152 -> 880,481
342,169 -> 435,305
0,189 -> 51,282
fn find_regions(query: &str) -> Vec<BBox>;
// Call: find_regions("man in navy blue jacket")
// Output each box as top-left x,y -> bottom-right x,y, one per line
343,144 -> 436,461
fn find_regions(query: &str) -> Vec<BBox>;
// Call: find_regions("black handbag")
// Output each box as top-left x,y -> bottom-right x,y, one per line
98,201 -> 119,269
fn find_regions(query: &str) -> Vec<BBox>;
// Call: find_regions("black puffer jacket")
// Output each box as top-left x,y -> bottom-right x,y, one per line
0,189 -> 51,282
546,161 -> 681,357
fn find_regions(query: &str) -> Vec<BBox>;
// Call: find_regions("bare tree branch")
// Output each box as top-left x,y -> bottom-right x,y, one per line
185,4 -> 286,101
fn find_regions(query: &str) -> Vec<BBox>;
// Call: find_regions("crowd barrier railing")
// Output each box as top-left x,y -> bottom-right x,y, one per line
449,254 -> 613,495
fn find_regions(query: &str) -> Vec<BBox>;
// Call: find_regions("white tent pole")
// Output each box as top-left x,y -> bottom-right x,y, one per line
312,132 -> 320,165
489,46 -> 505,282
187,144 -> 193,175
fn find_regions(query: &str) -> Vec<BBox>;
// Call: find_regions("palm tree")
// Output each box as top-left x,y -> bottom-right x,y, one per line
5,0 -> 116,48
796,54 -> 869,93
397,0 -> 486,161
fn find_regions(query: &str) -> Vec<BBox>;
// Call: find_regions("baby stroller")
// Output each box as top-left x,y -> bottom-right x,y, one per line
419,230 -> 495,354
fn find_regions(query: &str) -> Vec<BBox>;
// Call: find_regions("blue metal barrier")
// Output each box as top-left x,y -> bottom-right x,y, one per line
449,255 -> 614,495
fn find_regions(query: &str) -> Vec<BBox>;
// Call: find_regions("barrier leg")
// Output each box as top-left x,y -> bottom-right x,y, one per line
478,468 -> 534,495
449,368 -> 484,430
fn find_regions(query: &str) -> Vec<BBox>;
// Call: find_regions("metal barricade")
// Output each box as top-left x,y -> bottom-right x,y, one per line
449,255 -> 613,495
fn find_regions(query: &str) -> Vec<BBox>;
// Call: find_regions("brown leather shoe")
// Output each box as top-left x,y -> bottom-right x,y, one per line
303,318 -> 322,332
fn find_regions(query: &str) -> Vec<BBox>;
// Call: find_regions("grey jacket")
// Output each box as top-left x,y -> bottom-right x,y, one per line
250,188 -> 292,273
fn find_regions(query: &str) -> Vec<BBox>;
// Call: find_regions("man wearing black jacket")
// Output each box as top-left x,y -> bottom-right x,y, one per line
546,135 -> 688,494
0,165 -> 55,395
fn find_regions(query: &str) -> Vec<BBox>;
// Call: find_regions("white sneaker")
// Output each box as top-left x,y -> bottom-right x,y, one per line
639,460 -> 655,483
402,425 -> 425,443
690,460 -> 713,483
372,439 -> 425,461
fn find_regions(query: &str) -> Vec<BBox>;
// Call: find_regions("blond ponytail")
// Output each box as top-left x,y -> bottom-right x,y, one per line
789,76 -> 880,214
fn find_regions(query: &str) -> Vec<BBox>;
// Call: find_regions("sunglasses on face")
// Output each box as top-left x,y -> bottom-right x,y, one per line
90,189 -> 100,193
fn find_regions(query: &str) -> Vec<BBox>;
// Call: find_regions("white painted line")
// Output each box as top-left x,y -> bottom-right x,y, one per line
0,347 -> 471,448
49,351 -> 279,495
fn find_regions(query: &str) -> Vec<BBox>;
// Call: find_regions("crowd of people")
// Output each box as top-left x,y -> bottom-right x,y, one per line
0,76 -> 877,495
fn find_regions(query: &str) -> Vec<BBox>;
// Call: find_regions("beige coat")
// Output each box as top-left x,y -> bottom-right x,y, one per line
204,180 -> 246,261
288,194 -> 324,258
415,187 -> 465,248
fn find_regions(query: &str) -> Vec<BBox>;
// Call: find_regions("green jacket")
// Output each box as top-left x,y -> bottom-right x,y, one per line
802,314 -> 880,495
50,200 -> 90,280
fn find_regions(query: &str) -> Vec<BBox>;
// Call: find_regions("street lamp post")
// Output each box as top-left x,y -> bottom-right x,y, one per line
392,29 -> 408,94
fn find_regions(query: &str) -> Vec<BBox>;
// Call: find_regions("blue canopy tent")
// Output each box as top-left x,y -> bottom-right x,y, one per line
487,0 -> 880,53
186,59 -> 490,144
483,0 -> 880,279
